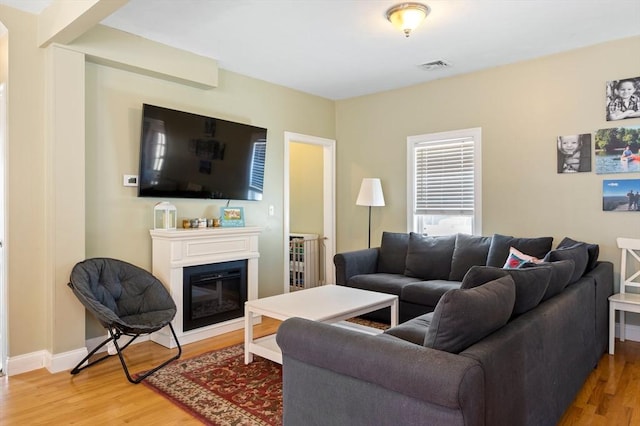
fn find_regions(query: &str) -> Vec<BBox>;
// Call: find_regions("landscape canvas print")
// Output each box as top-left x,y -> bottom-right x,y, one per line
595,125 -> 640,174
602,179 -> 640,211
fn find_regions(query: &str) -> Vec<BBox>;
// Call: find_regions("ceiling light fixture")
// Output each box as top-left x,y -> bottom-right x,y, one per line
385,2 -> 430,38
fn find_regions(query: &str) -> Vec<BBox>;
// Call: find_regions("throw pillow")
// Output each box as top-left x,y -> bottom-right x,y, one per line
486,234 -> 553,268
404,233 -> 456,280
558,237 -> 599,272
521,259 -> 575,301
424,275 -> 516,353
503,247 -> 543,269
377,232 -> 410,274
448,233 -> 492,281
461,265 -> 551,316
543,243 -> 589,284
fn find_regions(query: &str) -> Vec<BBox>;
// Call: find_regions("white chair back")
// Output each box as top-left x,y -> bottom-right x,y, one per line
616,237 -> 640,295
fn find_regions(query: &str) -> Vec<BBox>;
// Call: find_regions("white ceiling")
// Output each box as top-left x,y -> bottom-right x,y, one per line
3,0 -> 640,100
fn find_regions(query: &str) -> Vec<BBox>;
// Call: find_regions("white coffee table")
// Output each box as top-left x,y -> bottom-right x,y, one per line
244,285 -> 398,364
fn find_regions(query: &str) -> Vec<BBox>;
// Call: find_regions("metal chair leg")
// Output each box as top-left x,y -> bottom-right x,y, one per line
70,323 -> 182,384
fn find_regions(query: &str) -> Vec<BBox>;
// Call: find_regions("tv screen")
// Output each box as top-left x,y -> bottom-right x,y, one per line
138,104 -> 267,200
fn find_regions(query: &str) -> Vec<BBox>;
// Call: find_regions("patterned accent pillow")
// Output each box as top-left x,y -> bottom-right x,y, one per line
503,247 -> 542,269
486,234 -> 553,267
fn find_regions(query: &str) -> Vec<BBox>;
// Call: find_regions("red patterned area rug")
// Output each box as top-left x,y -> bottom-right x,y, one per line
142,344 -> 282,426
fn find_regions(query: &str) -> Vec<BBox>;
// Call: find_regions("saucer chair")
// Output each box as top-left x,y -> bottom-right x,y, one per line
68,258 -> 182,383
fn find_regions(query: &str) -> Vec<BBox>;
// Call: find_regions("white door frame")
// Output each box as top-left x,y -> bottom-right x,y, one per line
283,131 -> 336,293
0,83 -> 6,373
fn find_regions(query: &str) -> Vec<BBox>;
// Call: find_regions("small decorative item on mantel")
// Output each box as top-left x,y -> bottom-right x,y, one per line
220,207 -> 245,227
154,201 -> 177,230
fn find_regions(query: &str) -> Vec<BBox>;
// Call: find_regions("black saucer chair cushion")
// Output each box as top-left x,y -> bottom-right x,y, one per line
69,258 -> 176,334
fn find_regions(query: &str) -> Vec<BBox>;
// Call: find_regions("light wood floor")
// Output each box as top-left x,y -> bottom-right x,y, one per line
1,321 -> 639,425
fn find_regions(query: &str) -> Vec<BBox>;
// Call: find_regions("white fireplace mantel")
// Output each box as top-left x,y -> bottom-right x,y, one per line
150,226 -> 262,347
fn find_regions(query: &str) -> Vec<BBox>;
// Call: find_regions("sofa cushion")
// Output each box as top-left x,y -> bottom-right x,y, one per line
401,280 -> 462,308
449,233 -> 492,281
486,234 -> 553,267
384,312 -> 434,345
461,265 -> 551,316
558,237 -> 599,272
377,232 -> 409,274
424,276 -> 516,353
521,259 -> 575,301
543,243 -> 589,284
404,233 -> 456,280
348,273 -> 422,296
503,247 -> 543,269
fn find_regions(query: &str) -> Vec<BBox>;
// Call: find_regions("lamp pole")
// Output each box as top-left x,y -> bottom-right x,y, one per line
367,205 -> 372,248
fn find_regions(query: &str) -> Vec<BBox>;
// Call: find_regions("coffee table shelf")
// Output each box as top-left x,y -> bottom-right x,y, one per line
244,285 -> 398,364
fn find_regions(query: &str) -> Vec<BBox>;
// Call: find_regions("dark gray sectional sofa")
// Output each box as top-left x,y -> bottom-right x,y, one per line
276,232 -> 613,426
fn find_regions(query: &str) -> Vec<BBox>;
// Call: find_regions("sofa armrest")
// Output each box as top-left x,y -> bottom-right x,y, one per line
333,248 -> 379,285
276,317 -> 484,426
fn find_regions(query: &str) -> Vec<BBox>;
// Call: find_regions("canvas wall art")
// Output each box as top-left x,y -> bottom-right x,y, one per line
603,179 -> 640,211
606,77 -> 640,121
557,133 -> 591,173
595,125 -> 640,174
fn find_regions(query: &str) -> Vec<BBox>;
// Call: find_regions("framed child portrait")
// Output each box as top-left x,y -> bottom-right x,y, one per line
606,76 -> 640,121
220,207 -> 245,227
557,133 -> 591,173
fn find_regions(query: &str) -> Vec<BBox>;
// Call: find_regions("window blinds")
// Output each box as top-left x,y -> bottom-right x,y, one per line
250,140 -> 267,191
414,137 -> 475,215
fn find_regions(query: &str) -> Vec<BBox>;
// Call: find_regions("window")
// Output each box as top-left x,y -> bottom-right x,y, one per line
249,139 -> 267,192
407,128 -> 482,236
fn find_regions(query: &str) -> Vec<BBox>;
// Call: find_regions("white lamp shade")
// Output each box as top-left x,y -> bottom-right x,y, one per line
356,178 -> 385,207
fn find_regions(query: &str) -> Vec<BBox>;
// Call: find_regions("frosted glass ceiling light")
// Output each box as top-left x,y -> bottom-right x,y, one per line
385,2 -> 430,38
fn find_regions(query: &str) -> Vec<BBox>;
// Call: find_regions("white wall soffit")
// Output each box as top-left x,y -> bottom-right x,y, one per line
66,24 -> 218,89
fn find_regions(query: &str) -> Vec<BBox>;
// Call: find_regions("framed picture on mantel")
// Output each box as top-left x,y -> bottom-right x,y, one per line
220,207 -> 245,227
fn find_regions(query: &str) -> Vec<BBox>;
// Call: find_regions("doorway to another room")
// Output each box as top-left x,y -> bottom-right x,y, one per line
284,132 -> 336,293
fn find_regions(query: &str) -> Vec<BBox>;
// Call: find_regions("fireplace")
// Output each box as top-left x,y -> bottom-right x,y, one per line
183,260 -> 247,331
150,227 -> 261,348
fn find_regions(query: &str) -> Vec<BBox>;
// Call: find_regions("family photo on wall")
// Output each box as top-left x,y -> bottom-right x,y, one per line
602,179 -> 640,211
557,133 -> 591,173
606,76 -> 640,121
595,125 -> 640,174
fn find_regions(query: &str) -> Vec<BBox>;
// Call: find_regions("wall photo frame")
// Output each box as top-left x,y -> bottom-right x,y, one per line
557,133 -> 591,173
603,179 -> 640,211
606,76 -> 640,121
220,207 -> 245,227
595,125 -> 640,174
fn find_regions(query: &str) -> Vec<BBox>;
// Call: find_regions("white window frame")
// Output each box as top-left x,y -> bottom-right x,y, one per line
407,127 -> 482,235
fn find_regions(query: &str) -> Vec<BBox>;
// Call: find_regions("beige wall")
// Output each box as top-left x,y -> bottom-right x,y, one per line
83,62 -> 335,338
289,142 -> 323,236
2,1 -> 640,365
1,7 -> 336,358
1,7 -> 49,358
335,36 -> 640,283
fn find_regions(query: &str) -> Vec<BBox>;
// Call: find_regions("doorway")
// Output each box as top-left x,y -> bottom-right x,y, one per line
283,132 -> 336,293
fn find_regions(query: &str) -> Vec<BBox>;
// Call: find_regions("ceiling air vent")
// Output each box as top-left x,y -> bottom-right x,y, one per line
419,60 -> 452,71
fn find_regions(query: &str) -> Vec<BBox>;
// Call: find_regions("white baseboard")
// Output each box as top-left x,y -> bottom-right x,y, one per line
4,350 -> 48,376
5,334 -> 149,376
44,347 -> 89,374
615,322 -> 640,342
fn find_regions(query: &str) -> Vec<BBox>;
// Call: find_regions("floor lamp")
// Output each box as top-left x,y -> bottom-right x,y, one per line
356,178 -> 385,248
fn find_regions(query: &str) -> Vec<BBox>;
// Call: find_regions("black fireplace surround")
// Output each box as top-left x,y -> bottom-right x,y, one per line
182,259 -> 247,331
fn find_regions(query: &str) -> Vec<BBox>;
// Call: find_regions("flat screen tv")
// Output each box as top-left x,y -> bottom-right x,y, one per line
138,104 -> 267,200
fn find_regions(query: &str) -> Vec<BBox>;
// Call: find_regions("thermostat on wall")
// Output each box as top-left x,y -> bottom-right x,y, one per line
123,174 -> 138,187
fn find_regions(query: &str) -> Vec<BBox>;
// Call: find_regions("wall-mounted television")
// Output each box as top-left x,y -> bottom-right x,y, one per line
138,104 -> 267,201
